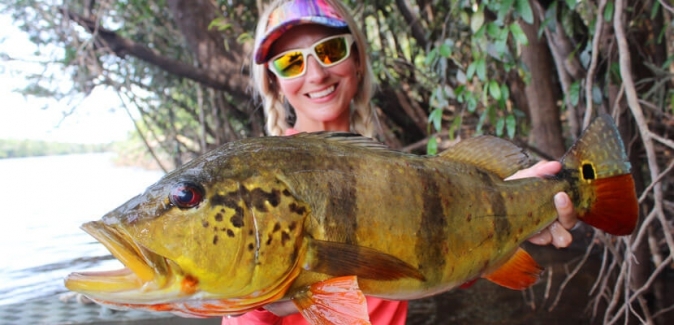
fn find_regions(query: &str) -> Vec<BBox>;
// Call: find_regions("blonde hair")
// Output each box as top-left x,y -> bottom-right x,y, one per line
251,0 -> 377,137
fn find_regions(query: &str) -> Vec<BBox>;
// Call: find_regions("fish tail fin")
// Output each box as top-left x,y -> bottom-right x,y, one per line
560,114 -> 638,235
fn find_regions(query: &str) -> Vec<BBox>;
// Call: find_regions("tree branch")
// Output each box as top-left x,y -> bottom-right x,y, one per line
61,8 -> 242,93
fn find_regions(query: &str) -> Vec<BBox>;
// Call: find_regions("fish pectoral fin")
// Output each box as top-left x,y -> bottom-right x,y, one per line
305,239 -> 426,281
483,248 -> 543,290
292,276 -> 371,325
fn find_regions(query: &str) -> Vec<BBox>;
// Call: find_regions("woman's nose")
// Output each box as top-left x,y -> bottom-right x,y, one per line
304,55 -> 329,81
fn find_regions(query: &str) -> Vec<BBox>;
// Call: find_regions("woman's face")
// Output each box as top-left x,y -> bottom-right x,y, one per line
268,25 -> 360,132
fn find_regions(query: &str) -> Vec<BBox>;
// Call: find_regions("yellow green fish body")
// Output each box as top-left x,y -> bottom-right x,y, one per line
65,115 -> 637,323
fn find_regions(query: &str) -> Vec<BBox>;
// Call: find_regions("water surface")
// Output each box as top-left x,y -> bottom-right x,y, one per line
0,153 -> 164,305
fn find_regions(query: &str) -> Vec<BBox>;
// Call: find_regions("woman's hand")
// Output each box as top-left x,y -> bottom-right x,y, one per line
506,161 -> 578,248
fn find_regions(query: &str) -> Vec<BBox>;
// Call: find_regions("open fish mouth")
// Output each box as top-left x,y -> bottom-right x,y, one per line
65,221 -> 172,295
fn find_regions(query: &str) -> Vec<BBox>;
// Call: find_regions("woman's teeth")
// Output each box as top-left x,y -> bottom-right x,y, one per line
308,85 -> 335,99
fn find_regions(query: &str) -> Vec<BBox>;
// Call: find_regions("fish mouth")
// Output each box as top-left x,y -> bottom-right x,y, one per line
65,221 -> 172,295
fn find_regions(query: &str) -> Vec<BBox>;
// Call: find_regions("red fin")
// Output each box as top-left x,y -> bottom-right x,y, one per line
483,248 -> 543,290
579,174 -> 638,235
292,276 -> 371,325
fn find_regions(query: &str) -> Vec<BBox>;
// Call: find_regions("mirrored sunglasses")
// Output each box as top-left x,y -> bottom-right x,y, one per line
268,34 -> 355,79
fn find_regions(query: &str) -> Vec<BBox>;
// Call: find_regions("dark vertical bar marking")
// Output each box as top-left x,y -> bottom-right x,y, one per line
476,168 -> 510,242
415,167 -> 447,282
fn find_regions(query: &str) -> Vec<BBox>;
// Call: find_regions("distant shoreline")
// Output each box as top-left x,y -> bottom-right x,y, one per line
0,138 -> 112,159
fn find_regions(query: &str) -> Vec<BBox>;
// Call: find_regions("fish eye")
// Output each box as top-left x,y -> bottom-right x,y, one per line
169,182 -> 205,209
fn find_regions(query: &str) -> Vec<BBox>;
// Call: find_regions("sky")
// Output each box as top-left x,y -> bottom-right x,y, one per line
0,14 -> 134,144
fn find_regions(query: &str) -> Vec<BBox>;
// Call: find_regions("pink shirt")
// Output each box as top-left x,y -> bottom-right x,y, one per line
221,298 -> 408,325
222,127 -> 408,324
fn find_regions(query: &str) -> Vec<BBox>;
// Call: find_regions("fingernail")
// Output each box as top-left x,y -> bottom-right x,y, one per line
554,193 -> 568,208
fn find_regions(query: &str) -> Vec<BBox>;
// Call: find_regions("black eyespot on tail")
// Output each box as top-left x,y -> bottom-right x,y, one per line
582,163 -> 596,180
169,181 -> 205,209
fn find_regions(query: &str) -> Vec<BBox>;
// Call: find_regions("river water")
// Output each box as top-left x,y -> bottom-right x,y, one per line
0,153 -> 165,305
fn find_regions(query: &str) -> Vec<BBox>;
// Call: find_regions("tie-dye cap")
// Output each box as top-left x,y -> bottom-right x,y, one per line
254,0 -> 349,64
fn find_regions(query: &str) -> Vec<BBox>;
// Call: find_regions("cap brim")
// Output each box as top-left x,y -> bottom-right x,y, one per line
254,17 -> 348,64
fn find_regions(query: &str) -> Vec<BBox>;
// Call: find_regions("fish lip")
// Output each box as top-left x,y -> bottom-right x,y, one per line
65,221 -> 170,293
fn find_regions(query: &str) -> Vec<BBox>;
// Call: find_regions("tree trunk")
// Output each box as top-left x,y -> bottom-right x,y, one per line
518,3 -> 565,159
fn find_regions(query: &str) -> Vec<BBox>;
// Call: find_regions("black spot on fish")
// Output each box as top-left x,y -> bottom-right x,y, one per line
230,214 -> 244,228
273,222 -> 281,233
266,234 -> 273,245
281,232 -> 291,246
212,235 -> 219,245
202,220 -> 209,228
215,213 -> 223,222
211,192 -> 245,228
282,189 -> 292,196
250,188 -> 281,212
289,203 -> 307,215
248,243 -> 254,251
226,229 -> 235,238
249,230 -> 254,236
288,221 -> 297,232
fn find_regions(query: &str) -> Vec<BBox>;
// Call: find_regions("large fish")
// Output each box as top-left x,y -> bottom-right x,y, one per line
65,114 -> 637,324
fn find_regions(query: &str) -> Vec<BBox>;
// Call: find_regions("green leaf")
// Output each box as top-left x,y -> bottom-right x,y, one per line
500,84 -> 510,101
515,0 -> 534,24
425,48 -> 438,66
495,116 -> 504,137
568,81 -> 580,106
604,2 -> 614,22
427,137 -> 438,155
489,80 -> 502,100
509,23 -> 529,45
487,22 -> 501,38
440,43 -> 452,57
467,93 -> 478,112
497,0 -> 516,23
429,108 -> 444,131
506,114 -> 516,138
467,61 -> 476,80
476,57 -> 487,81
471,9 -> 485,33
448,115 -> 463,140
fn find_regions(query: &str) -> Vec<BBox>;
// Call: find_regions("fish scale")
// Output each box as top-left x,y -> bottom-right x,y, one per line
65,115 -> 638,325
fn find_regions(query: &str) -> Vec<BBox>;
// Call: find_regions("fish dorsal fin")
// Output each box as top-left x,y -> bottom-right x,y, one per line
304,239 -> 426,281
290,132 -> 392,151
293,276 -> 371,325
438,136 -> 530,179
483,248 -> 543,290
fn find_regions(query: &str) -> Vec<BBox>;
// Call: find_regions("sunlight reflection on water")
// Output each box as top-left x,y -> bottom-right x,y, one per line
0,153 -> 164,305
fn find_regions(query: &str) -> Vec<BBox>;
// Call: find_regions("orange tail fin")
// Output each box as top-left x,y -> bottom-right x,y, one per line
560,114 -> 638,235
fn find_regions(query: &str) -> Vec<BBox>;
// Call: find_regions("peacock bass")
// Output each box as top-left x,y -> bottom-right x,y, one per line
65,114 -> 638,324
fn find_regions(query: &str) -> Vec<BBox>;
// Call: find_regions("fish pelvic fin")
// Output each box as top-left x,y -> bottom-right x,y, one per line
483,248 -> 543,290
292,276 -> 371,325
560,114 -> 638,236
438,136 -> 530,179
304,239 -> 426,281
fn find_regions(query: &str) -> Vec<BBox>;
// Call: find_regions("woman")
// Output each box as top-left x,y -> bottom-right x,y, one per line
224,0 -> 577,323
